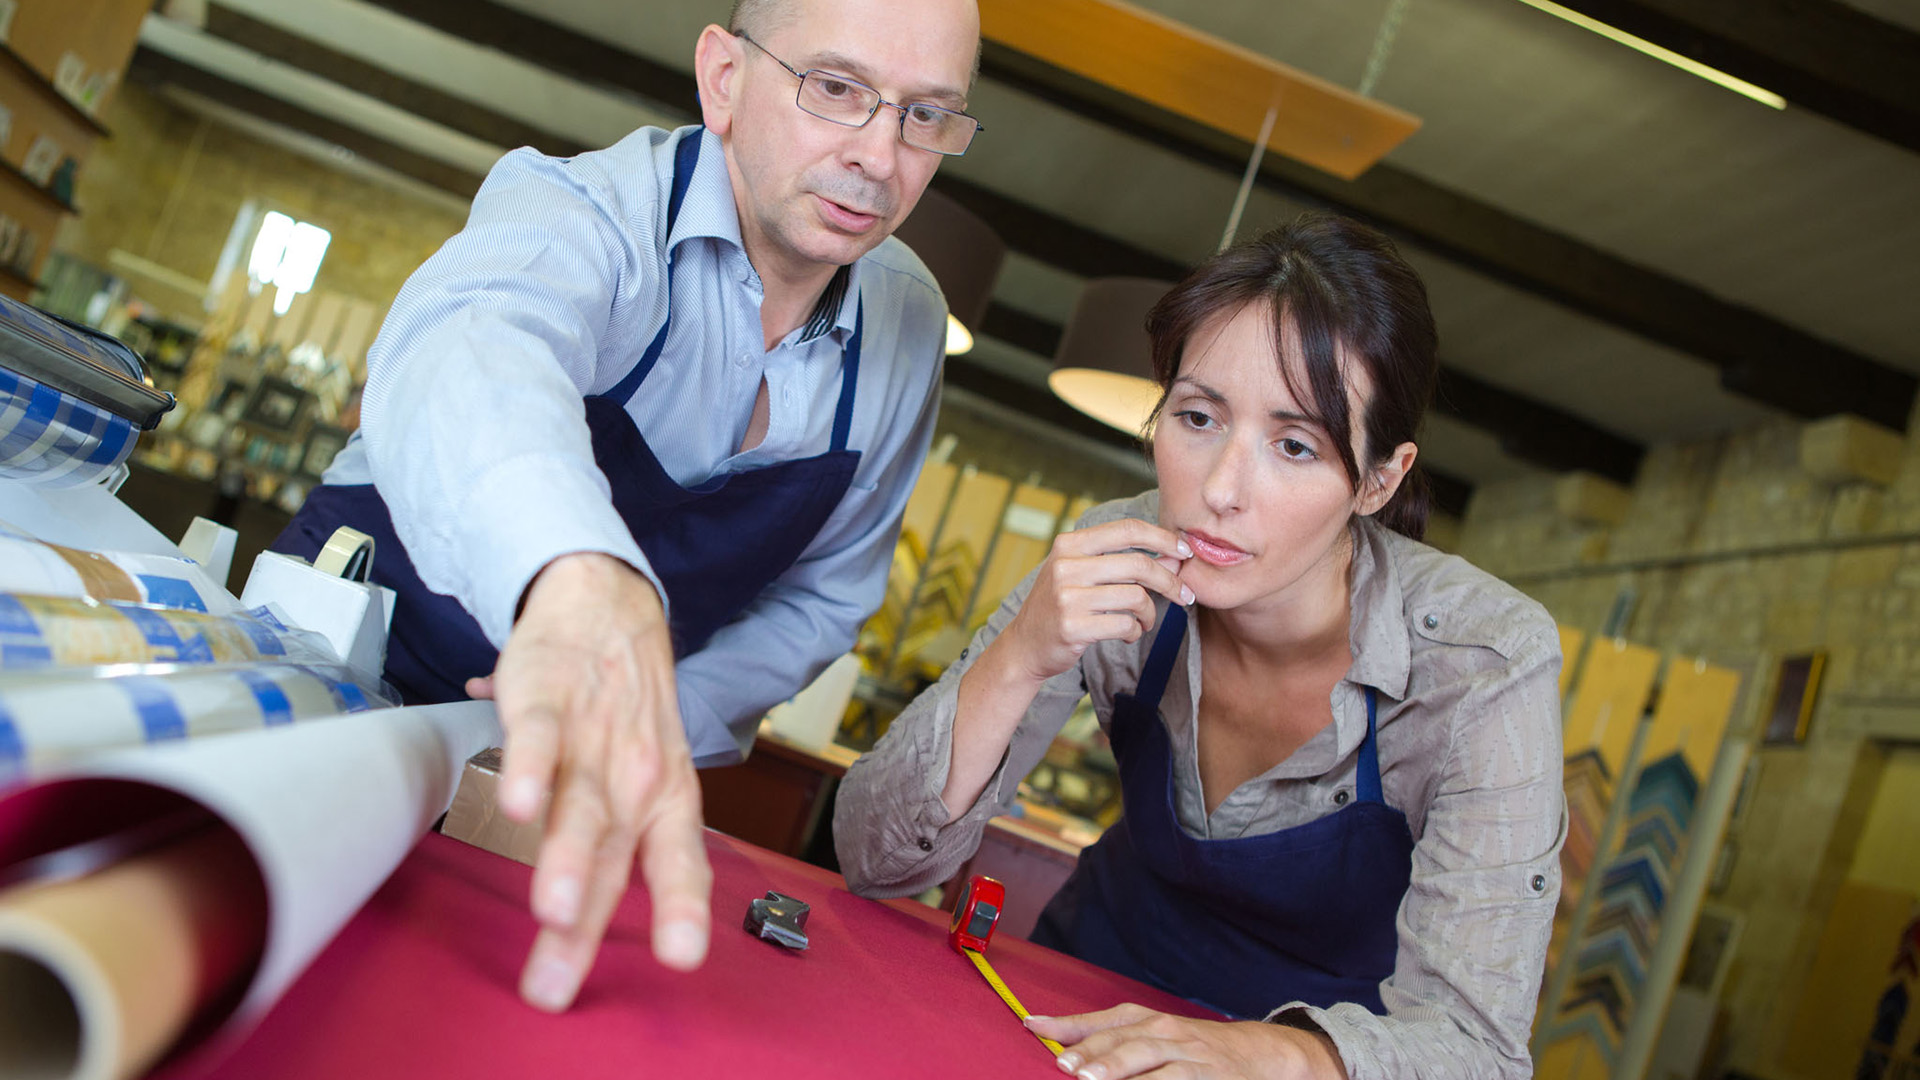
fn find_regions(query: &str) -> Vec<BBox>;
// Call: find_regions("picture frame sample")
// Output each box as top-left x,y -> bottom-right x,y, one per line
297,424 -> 349,480
238,376 -> 314,436
210,379 -> 249,417
1678,904 -> 1743,999
1762,652 -> 1827,746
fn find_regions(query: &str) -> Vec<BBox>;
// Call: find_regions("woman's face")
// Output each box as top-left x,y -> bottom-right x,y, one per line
1152,301 -> 1407,616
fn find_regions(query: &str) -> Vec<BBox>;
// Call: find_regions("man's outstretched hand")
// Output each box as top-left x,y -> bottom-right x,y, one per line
467,552 -> 712,1012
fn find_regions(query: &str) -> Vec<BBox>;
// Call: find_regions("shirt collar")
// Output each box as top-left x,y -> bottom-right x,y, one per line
665,127 -> 746,255
1344,515 -> 1412,702
667,126 -> 863,348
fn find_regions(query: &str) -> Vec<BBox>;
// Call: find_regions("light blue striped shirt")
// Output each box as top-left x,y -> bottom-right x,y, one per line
327,125 -> 946,765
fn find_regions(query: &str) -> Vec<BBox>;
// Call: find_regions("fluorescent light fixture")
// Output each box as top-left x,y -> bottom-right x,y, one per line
247,210 -> 333,316
1515,0 -> 1786,109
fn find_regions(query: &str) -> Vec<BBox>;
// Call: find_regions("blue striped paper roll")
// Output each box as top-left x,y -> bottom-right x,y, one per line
0,366 -> 139,487
0,661 -> 385,788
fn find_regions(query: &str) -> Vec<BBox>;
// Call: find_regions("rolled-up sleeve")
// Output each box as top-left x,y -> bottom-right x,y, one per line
835,563 -> 1089,897
360,147 -> 663,648
1271,625 -> 1566,1080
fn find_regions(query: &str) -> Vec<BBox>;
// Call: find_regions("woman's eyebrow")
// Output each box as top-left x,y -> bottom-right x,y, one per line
1173,377 -> 1321,427
1171,376 -> 1225,403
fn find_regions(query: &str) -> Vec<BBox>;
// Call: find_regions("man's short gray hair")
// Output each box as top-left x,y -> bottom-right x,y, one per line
728,0 -> 796,38
728,0 -> 981,85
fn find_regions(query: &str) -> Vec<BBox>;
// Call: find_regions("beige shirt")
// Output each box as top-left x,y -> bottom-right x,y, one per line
834,491 -> 1567,1080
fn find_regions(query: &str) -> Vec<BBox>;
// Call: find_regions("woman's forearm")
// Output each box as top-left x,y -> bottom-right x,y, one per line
941,636 -> 1056,820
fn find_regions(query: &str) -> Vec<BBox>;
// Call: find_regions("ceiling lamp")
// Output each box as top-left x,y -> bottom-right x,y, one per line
1048,277 -> 1173,436
892,187 -> 1006,355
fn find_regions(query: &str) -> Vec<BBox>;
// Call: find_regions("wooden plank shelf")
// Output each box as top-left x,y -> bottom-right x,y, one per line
0,157 -> 78,216
0,44 -> 112,138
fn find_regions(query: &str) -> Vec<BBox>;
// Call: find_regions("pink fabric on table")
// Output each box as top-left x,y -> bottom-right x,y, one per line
156,830 -> 1216,1080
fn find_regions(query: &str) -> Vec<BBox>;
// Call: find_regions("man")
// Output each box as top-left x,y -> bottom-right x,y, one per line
274,0 -> 983,1012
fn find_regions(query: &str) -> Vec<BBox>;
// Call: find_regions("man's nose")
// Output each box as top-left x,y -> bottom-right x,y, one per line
846,107 -> 905,181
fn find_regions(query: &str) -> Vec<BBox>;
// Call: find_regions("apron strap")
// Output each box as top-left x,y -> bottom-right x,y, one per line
1356,686 -> 1384,804
828,300 -> 864,453
606,128 -> 706,406
1134,603 -> 1189,709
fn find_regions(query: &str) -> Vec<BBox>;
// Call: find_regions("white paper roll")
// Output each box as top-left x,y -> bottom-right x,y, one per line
0,700 -> 503,1076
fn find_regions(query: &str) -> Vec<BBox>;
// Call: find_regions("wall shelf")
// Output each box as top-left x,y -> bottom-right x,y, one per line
0,158 -> 78,216
0,44 -> 112,139
0,264 -> 38,288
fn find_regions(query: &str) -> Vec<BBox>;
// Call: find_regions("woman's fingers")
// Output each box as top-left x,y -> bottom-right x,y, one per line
1026,1004 -> 1153,1043
1057,551 -> 1191,608
1074,584 -> 1164,638
1055,517 -> 1191,564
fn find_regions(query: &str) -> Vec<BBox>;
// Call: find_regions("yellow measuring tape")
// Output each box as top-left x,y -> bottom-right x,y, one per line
964,947 -> 1064,1056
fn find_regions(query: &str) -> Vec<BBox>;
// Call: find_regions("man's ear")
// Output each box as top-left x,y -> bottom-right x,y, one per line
1358,441 -> 1418,517
693,25 -> 743,137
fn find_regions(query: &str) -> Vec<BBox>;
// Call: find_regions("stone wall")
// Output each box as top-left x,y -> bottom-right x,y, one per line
1456,408 -> 1920,1079
55,82 -> 468,321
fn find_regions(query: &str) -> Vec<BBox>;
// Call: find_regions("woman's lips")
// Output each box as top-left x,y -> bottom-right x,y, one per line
1182,529 -> 1251,568
817,195 -> 878,232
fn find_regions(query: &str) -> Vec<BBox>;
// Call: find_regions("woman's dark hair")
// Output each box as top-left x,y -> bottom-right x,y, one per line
1145,212 -> 1439,540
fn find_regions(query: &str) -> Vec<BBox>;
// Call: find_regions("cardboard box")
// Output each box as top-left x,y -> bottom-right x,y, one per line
440,748 -> 546,866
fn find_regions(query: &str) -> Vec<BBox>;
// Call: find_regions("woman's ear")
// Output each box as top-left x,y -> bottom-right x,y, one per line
1357,441 -> 1418,517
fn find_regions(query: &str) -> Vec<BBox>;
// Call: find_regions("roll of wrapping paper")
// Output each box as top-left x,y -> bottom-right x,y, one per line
0,817 -> 267,1080
0,662 -> 392,787
0,702 -> 502,1079
0,366 -> 144,489
0,293 -> 172,490
0,531 -> 238,617
0,594 -> 340,671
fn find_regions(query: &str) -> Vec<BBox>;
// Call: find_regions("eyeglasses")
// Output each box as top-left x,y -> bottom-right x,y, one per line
737,32 -> 983,157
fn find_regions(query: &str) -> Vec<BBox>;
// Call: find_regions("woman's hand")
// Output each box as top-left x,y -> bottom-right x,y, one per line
994,517 -> 1193,685
937,518 -> 1190,820
1027,1005 -> 1349,1080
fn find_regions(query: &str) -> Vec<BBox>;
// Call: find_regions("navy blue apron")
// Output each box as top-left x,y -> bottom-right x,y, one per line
1030,605 -> 1415,1019
272,130 -> 865,704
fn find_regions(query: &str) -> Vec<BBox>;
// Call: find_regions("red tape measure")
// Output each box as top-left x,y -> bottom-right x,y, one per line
949,874 -> 1064,1057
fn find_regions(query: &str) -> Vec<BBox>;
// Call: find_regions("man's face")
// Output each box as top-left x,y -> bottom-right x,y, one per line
705,0 -> 980,276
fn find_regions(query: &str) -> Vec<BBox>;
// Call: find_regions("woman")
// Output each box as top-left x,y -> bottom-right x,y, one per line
835,213 -> 1566,1080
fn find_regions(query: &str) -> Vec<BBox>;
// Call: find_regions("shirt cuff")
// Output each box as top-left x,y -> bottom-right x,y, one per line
1266,1003 -> 1373,1080
451,453 -> 663,646
679,684 -> 751,768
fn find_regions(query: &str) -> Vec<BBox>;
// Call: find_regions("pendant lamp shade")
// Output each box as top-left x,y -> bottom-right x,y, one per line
1049,277 -> 1174,435
892,187 -> 1006,355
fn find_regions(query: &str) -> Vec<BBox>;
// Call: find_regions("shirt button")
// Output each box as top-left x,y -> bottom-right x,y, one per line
1334,790 -> 1350,805
1423,614 -> 1440,630
1531,874 -> 1547,891
917,838 -> 933,852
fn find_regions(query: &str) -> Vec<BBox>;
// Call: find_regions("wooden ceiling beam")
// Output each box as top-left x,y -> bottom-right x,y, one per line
201,5 -> 591,158
357,0 -> 697,115
125,46 -> 486,198
1547,0 -> 1920,155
